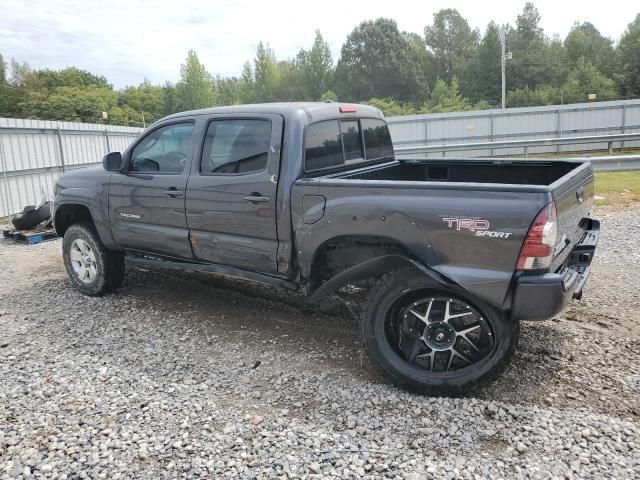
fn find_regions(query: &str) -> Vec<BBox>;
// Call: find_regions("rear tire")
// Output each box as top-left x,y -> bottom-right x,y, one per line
62,223 -> 125,296
361,268 -> 519,395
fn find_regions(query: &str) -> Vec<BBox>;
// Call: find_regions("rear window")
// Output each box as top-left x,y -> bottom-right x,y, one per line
362,118 -> 394,160
304,118 -> 393,172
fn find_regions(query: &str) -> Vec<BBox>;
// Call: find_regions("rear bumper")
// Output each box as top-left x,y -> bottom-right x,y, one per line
511,218 -> 600,321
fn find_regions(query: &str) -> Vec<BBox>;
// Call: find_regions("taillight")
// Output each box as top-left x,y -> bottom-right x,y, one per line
339,105 -> 357,113
517,203 -> 557,270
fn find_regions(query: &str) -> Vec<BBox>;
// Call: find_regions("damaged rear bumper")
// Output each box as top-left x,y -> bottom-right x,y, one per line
511,218 -> 600,321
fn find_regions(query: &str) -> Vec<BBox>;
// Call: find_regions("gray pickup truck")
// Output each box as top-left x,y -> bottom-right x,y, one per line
53,102 -> 599,394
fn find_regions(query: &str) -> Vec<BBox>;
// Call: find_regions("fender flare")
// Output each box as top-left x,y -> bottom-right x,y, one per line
54,195 -> 117,249
309,254 -> 453,301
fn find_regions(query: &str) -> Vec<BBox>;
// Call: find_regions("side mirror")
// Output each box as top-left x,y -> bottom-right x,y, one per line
103,152 -> 123,172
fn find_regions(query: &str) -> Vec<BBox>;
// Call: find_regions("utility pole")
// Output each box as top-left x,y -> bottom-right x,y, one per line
141,111 -> 146,128
500,27 -> 512,110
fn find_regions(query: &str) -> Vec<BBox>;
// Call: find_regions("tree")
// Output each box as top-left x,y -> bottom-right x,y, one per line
161,81 -> 179,116
507,2 -> 550,90
216,75 -> 240,106
424,9 -> 479,83
238,61 -> 255,103
320,90 -> 337,102
365,98 -> 417,116
508,85 -> 561,107
26,85 -> 118,123
335,18 -> 430,103
119,80 -> 165,125
561,57 -> 618,103
405,32 -> 435,97
0,54 -> 6,84
273,60 -> 305,101
565,22 -> 615,77
459,22 -> 502,104
616,14 -> 640,98
428,77 -> 474,112
175,50 -> 215,111
297,30 -> 334,100
253,42 -> 279,102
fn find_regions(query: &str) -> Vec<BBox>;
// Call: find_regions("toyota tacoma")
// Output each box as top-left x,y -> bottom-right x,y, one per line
53,102 -> 599,394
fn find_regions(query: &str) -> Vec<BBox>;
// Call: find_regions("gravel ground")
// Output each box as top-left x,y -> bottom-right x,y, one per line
0,206 -> 639,479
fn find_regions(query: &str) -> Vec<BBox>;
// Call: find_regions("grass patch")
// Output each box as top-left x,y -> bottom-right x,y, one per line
594,171 -> 640,208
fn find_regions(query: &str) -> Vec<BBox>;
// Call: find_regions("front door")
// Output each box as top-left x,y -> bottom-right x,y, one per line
186,114 -> 282,274
109,120 -> 196,259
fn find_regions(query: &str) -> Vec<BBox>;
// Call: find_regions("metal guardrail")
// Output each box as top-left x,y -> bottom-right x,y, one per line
395,132 -> 640,157
581,155 -> 640,172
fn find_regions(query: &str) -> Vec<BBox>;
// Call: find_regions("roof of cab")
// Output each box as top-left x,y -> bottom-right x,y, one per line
159,102 -> 384,125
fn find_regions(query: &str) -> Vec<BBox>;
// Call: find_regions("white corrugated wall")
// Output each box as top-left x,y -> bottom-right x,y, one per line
386,99 -> 640,158
0,118 -> 141,218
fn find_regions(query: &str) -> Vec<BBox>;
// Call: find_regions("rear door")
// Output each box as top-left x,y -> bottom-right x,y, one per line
109,120 -> 196,259
185,114 -> 283,274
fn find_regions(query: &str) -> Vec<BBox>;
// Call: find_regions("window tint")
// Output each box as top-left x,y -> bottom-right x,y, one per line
201,119 -> 271,174
130,123 -> 194,173
362,119 -> 394,160
340,120 -> 363,162
304,120 -> 342,172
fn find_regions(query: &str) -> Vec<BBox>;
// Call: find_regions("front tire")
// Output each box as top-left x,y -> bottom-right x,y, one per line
62,223 -> 125,296
361,268 -> 518,395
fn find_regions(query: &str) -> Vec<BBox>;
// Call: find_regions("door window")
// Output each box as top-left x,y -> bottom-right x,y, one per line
304,120 -> 343,172
130,123 -> 194,173
201,119 -> 271,174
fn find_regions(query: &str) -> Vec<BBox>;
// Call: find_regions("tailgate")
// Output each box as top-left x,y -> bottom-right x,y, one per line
549,162 -> 595,270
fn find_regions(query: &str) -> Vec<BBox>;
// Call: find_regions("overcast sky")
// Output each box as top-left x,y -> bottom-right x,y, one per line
1,0 -> 638,88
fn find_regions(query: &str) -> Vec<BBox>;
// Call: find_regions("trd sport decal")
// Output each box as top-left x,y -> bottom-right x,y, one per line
442,217 -> 513,239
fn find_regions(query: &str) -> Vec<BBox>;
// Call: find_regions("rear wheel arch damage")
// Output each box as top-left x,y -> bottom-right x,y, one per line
307,235 -> 448,300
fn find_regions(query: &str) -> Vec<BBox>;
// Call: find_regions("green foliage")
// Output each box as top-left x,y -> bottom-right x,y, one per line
507,85 -> 562,107
335,18 -> 430,103
253,42 -> 279,102
27,85 -> 118,123
118,80 -> 165,125
175,50 -> 215,111
427,77 -> 474,112
424,9 -> 479,83
320,90 -> 338,102
297,30 -> 334,101
365,98 -> 418,116
216,75 -> 241,106
0,54 -> 7,84
617,14 -> 640,98
562,57 -> 618,103
507,2 -> 553,90
459,22 -> 502,104
565,22 -> 615,77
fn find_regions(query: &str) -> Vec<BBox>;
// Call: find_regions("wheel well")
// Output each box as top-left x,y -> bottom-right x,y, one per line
54,204 -> 94,236
309,235 -> 413,291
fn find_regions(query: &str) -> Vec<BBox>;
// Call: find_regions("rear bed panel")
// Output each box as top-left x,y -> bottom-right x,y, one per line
292,179 -> 550,309
549,162 -> 595,271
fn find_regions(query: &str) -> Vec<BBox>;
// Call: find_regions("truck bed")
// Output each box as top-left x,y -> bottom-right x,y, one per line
335,159 -> 580,186
294,157 -> 594,309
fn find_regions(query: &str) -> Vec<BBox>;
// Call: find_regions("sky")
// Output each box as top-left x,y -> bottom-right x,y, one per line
1,0 -> 638,89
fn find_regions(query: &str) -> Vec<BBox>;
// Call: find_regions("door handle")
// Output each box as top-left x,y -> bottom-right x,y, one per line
244,194 -> 270,204
164,189 -> 183,197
